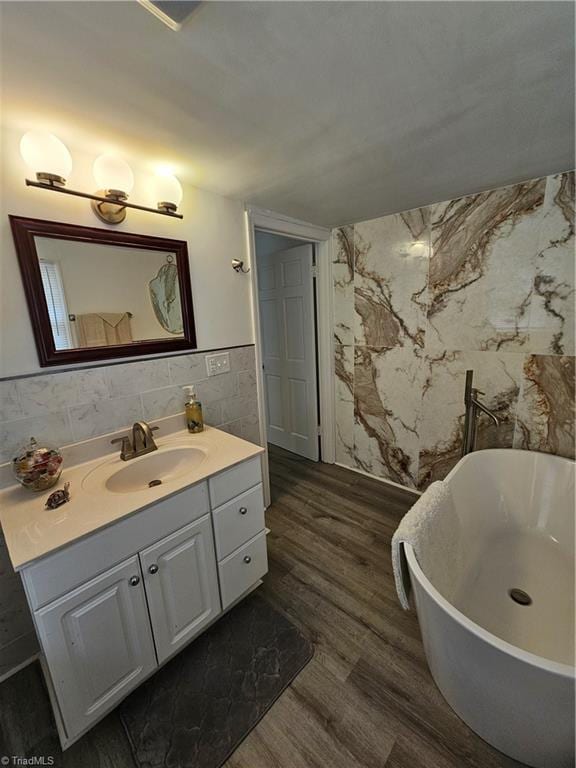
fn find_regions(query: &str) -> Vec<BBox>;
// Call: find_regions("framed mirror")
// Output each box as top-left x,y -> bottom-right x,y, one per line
10,216 -> 197,366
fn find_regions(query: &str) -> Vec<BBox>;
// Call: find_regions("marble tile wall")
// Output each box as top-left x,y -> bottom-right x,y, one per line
0,345 -> 260,465
0,344 -> 260,676
333,171 -> 575,491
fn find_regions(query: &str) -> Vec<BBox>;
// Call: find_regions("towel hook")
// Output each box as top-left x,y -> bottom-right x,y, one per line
232,259 -> 250,274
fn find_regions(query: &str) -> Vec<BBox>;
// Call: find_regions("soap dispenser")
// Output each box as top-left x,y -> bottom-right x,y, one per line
183,386 -> 204,433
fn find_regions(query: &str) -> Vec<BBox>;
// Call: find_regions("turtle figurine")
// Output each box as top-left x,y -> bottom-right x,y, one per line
45,482 -> 71,510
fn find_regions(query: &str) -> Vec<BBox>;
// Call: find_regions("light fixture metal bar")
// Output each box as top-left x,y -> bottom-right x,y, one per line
25,179 -> 184,219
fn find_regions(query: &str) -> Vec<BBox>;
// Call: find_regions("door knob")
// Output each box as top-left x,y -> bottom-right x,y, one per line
239,507 -> 247,515
129,575 -> 140,587
243,556 -> 252,564
148,564 -> 159,575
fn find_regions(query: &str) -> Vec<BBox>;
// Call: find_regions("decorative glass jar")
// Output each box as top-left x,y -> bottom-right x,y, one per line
12,437 -> 63,492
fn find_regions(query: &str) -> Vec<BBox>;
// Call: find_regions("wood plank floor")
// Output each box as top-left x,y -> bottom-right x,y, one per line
0,446 -> 527,767
226,447 -> 526,768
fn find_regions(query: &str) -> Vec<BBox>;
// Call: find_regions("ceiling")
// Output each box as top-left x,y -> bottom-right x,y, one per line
1,1 -> 574,227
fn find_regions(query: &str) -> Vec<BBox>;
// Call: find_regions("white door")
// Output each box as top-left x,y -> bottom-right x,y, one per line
140,515 -> 221,665
35,556 -> 156,741
258,244 -> 319,460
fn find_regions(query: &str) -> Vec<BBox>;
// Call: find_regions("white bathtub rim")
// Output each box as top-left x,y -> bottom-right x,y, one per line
405,543 -> 575,680
443,447 -> 575,483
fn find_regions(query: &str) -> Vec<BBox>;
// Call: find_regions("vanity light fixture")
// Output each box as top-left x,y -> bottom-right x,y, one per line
152,171 -> 183,215
91,154 -> 135,224
20,131 -> 73,187
21,133 -> 184,223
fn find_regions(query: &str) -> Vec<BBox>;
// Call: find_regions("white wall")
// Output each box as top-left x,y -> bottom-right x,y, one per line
0,121 -> 254,376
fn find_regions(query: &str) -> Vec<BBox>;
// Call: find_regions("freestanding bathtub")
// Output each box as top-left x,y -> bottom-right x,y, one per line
405,449 -> 575,768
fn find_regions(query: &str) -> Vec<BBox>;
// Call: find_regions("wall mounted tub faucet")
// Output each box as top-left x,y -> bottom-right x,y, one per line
461,370 -> 500,456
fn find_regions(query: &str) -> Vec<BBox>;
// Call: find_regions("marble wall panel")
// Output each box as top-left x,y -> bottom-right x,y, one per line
332,226 -> 355,347
529,172 -> 575,356
353,346 -> 425,488
354,208 -> 429,350
334,344 -> 354,465
427,179 -> 546,355
418,351 -> 524,487
514,355 -> 575,459
332,171 -> 575,491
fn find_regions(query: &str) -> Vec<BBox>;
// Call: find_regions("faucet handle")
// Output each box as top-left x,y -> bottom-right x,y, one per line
111,435 -> 133,458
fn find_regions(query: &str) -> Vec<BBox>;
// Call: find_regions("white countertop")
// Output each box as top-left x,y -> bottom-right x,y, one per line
0,425 -> 263,571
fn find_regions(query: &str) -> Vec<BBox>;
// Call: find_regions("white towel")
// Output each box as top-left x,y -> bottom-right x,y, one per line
391,481 -> 460,610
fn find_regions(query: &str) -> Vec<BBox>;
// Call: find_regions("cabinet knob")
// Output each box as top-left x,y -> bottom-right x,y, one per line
239,507 -> 248,515
243,555 -> 252,564
148,564 -> 159,575
129,575 -> 140,587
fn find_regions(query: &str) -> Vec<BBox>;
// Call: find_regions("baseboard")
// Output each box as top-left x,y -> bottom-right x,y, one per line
0,650 -> 39,685
334,461 -> 421,497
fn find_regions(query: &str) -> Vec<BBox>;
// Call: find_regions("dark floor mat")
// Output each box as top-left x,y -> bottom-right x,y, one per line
119,592 -> 314,768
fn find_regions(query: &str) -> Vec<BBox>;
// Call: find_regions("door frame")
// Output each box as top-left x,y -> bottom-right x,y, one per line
245,206 -> 335,507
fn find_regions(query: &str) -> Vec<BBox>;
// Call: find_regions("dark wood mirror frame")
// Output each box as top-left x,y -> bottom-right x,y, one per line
10,216 -> 197,367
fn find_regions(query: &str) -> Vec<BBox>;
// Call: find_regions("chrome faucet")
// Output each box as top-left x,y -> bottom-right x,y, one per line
461,370 -> 500,456
111,421 -> 159,461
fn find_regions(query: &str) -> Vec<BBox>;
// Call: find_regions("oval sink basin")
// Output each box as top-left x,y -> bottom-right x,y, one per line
83,445 -> 207,495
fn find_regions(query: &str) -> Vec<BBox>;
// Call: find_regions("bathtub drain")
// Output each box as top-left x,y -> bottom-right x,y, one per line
508,588 -> 532,606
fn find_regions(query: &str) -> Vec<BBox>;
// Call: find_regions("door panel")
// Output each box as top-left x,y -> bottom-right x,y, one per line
140,515 -> 221,665
260,298 -> 281,359
282,258 -> 303,287
289,378 -> 309,438
265,373 -> 285,430
35,556 -> 156,740
284,296 -> 306,361
257,244 -> 319,460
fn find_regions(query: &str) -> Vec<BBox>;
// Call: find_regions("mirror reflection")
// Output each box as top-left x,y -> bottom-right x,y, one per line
34,237 -> 184,351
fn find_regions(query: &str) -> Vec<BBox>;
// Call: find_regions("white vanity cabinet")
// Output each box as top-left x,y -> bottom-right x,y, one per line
140,514 -> 221,664
209,456 -> 269,609
212,484 -> 265,559
218,531 -> 268,609
18,453 -> 267,749
34,556 -> 157,741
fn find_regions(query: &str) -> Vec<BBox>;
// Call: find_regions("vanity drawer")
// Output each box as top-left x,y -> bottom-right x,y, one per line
218,530 -> 268,609
213,484 -> 265,560
209,456 -> 262,509
22,481 -> 209,610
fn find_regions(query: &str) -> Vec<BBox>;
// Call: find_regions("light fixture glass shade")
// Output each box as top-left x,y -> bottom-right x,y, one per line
153,173 -> 183,208
93,154 -> 134,195
20,131 -> 72,182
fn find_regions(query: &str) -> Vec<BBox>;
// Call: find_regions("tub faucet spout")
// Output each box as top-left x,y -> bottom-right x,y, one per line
471,396 -> 500,426
461,370 -> 500,456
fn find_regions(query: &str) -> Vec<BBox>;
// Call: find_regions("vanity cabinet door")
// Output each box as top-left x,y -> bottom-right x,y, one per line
140,514 -> 221,665
34,556 -> 156,742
